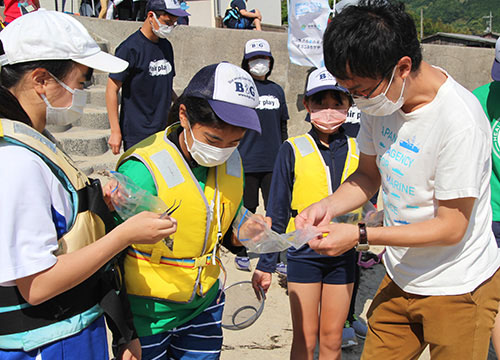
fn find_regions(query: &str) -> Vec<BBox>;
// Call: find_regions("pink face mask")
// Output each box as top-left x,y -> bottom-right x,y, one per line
310,108 -> 347,133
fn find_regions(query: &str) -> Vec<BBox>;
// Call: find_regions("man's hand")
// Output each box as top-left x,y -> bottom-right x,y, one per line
308,223 -> 358,257
295,197 -> 335,230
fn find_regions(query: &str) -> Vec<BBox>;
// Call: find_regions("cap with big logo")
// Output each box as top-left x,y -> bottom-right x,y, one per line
0,9 -> 128,73
183,62 -> 261,134
306,67 -> 349,96
146,0 -> 190,17
492,38 -> 500,81
244,39 -> 272,60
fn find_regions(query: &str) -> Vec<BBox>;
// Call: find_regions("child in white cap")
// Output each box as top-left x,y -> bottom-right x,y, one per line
0,10 -> 177,359
234,38 -> 289,273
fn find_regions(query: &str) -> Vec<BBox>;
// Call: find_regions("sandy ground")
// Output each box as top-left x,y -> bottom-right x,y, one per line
219,246 -> 498,360
219,245 -> 389,360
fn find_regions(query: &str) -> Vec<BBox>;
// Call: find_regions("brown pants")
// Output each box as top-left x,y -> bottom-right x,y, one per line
361,268 -> 500,360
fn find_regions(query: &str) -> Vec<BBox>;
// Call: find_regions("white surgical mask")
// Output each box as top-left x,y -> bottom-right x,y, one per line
354,65 -> 406,116
151,13 -> 174,38
183,122 -> 237,167
41,73 -> 88,126
248,58 -> 270,77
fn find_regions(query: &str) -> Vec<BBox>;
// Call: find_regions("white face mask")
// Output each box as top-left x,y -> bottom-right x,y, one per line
183,122 -> 237,167
151,13 -> 174,38
41,73 -> 88,126
248,58 -> 270,77
354,65 -> 406,116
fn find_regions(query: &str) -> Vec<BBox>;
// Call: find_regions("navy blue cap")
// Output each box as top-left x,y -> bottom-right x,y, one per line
146,0 -> 190,17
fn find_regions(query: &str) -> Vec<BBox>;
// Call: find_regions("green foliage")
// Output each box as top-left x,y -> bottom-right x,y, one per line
400,0 -> 497,36
282,0 -> 288,25
280,0 -> 498,36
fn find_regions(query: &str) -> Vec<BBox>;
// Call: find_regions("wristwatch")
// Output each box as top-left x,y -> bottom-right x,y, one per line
356,222 -> 369,251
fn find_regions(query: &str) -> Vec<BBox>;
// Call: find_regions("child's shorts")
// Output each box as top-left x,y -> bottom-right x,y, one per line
287,250 -> 356,284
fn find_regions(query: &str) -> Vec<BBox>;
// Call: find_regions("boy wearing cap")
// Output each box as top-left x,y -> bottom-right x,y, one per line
234,38 -> 289,272
114,62 -> 263,359
298,1 -> 500,358
473,37 -> 500,358
252,67 -> 359,358
106,0 -> 189,154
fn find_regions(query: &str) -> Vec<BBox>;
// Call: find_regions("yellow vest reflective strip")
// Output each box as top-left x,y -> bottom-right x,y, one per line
116,124 -> 243,303
127,248 -> 213,268
286,134 -> 359,233
0,119 -> 107,254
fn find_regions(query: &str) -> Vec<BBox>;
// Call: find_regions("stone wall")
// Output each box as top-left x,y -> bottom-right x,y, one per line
73,16 -> 495,136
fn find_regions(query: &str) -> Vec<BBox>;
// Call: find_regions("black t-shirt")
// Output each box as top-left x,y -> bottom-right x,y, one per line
238,79 -> 289,173
110,30 -> 175,148
231,0 -> 246,11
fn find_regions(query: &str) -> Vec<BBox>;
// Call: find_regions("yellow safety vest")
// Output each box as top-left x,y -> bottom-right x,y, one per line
286,133 -> 359,232
0,119 -> 107,254
117,124 -> 244,303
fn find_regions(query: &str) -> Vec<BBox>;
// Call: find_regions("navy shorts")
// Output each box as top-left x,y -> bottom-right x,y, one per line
287,250 -> 356,284
493,221 -> 500,247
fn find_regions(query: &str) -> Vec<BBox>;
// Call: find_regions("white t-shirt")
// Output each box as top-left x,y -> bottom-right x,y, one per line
0,144 -> 73,287
357,70 -> 500,295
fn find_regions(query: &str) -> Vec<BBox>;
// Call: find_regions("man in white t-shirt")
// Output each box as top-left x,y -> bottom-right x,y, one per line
296,0 -> 500,359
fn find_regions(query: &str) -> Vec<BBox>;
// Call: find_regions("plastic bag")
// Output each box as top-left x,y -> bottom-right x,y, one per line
332,201 -> 384,227
108,171 -> 168,220
233,207 -> 321,254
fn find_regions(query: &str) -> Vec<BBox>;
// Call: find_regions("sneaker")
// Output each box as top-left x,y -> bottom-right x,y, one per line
342,321 -> 358,348
234,256 -> 251,272
275,262 -> 287,276
351,315 -> 368,339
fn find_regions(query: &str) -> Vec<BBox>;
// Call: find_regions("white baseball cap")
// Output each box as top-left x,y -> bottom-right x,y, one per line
244,39 -> 272,60
183,62 -> 261,133
0,9 -> 128,73
306,67 -> 349,96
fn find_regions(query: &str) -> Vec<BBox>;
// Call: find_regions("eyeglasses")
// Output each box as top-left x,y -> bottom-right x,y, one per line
352,66 -> 394,99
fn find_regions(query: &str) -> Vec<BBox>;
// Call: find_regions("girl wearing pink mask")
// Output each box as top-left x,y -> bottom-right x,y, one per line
252,67 -> 364,359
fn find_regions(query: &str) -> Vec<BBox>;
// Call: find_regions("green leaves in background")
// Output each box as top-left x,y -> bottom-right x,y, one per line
280,0 -> 498,37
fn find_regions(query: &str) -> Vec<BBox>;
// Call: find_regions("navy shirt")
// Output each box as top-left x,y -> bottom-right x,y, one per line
231,0 -> 246,10
256,125 -> 359,273
238,79 -> 289,173
110,30 -> 175,148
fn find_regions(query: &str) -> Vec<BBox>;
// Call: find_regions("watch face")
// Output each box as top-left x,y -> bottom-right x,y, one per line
356,243 -> 370,252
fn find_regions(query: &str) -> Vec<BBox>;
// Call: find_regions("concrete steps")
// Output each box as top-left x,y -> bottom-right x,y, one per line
54,127 -> 110,157
72,150 -> 120,176
86,85 -> 107,107
76,106 -> 110,129
49,56 -> 119,179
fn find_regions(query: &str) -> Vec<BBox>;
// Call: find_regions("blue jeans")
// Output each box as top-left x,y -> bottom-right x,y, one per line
141,292 -> 225,360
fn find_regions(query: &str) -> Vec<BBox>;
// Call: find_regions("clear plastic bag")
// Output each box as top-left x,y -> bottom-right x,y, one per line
108,171 -> 168,220
233,207 -> 321,254
332,201 -> 384,227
